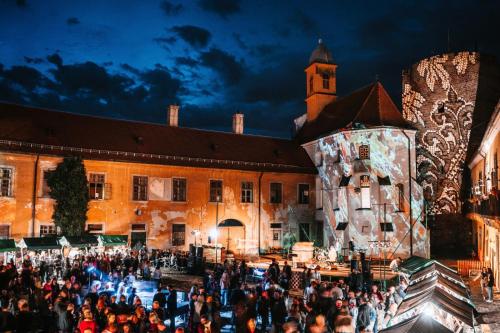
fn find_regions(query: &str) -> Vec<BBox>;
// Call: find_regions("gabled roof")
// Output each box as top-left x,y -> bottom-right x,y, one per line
297,82 -> 411,143
380,314 -> 452,333
396,286 -> 475,327
0,102 -> 316,174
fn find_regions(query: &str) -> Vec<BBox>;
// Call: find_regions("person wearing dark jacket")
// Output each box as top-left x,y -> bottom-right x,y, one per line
166,285 -> 177,333
153,288 -> 166,308
15,301 -> 35,333
0,300 -> 15,332
271,291 -> 287,333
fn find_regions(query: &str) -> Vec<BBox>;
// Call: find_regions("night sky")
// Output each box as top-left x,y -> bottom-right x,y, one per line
1,0 -> 499,138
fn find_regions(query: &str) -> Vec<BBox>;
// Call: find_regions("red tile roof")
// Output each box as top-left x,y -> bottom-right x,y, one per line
296,82 -> 411,142
0,102 -> 316,174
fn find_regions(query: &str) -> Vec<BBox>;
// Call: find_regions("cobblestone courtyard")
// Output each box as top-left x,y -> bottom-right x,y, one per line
468,278 -> 500,332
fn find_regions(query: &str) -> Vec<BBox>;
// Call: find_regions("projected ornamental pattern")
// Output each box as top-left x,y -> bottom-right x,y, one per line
403,52 -> 479,214
304,128 -> 429,257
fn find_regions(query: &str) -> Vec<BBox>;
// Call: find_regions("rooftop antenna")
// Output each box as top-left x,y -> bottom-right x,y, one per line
375,74 -> 379,82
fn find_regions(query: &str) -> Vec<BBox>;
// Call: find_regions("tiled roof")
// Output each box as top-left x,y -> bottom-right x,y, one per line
296,82 -> 411,142
0,102 -> 316,173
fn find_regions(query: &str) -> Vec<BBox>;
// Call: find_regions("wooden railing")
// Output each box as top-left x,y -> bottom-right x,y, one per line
457,259 -> 483,276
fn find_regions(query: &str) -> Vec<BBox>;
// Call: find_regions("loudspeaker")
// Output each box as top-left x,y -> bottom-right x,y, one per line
189,244 -> 196,257
196,246 -> 203,258
350,259 -> 358,272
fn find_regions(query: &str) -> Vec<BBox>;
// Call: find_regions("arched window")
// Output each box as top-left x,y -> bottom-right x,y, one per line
396,183 -> 404,211
359,145 -> 370,160
322,73 -> 330,89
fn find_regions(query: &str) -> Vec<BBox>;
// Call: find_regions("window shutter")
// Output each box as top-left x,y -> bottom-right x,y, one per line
164,178 -> 172,201
104,183 -> 112,200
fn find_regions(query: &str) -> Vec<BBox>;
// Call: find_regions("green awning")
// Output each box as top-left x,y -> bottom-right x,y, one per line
18,237 -> 60,250
0,239 -> 16,252
399,256 -> 453,276
59,235 -> 98,248
98,235 -> 128,246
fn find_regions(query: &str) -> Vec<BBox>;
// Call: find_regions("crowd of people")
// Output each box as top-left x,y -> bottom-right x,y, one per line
0,248 -> 411,333
0,249 -> 188,333
192,258 -> 407,333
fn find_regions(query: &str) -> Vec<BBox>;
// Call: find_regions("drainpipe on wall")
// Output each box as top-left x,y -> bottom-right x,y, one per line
401,130 -> 413,256
258,172 -> 264,255
31,154 -> 40,237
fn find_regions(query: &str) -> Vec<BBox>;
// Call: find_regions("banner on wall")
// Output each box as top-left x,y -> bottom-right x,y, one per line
148,177 -> 172,201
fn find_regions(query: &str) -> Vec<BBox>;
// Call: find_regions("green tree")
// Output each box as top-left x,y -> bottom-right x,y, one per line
47,156 -> 89,236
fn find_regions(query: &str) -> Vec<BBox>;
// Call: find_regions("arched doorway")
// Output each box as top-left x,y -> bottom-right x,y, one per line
217,219 -> 245,255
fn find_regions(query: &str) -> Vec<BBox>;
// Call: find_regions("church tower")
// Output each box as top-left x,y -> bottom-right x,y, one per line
305,39 -> 337,121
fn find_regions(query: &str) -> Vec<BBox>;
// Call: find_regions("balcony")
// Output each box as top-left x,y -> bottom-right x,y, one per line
467,195 -> 500,217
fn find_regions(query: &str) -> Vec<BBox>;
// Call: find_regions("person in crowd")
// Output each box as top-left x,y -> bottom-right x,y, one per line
486,267 -> 495,303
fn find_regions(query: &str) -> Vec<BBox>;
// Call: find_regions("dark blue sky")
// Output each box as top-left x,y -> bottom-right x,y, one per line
1,0 -> 499,137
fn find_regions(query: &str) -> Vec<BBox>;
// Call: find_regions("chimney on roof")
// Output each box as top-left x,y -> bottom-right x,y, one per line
232,113 -> 244,134
167,105 -> 179,127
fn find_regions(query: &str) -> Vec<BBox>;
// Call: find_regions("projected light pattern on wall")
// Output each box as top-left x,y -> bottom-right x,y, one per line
304,127 -> 428,257
403,52 -> 479,214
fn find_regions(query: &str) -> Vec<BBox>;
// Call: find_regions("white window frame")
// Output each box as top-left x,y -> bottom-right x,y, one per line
209,179 -> 223,203
132,175 -> 149,202
88,172 -> 106,200
0,166 -> 14,198
172,177 -> 187,202
39,223 -> 56,237
241,181 -> 254,203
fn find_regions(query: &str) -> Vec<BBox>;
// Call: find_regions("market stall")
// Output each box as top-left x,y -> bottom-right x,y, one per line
59,235 -> 99,257
17,237 -> 62,267
0,239 -> 16,264
386,256 -> 480,333
98,235 -> 128,254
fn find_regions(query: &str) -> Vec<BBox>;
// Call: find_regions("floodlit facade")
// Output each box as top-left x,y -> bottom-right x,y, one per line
468,101 -> 500,288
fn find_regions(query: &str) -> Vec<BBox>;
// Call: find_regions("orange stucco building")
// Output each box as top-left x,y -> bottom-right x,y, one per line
0,103 -> 317,255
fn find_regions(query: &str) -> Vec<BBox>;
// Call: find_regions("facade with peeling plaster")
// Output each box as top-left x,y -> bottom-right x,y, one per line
0,152 -> 316,255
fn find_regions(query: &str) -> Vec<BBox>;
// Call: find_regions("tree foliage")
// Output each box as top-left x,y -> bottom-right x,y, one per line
47,156 -> 89,236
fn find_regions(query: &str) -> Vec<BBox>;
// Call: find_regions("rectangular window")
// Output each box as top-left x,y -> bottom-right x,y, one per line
0,225 -> 10,239
360,175 -> 370,209
172,224 -> 186,246
40,225 -> 56,236
270,182 -> 282,204
359,145 -> 370,160
396,183 -> 404,211
241,181 -> 253,203
87,223 -> 103,234
322,73 -> 330,89
89,173 -> 105,200
298,184 -> 310,204
0,168 -> 13,197
131,224 -> 146,231
41,170 -> 52,197
209,180 -> 223,202
132,176 -> 148,201
172,178 -> 187,202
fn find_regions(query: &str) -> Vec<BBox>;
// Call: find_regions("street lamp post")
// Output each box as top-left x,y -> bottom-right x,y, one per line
215,195 -> 220,265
